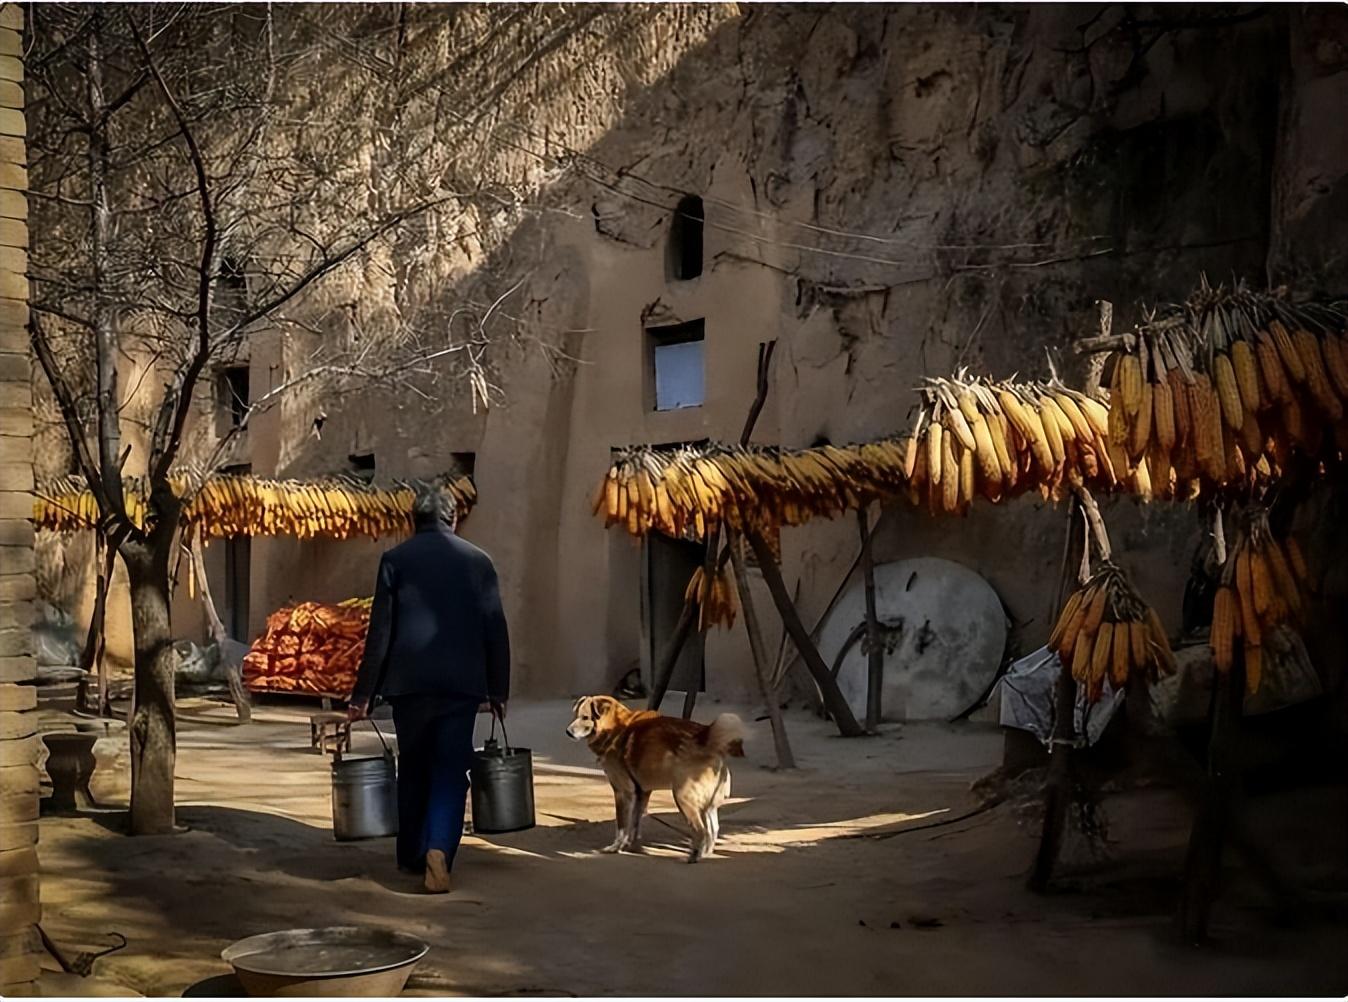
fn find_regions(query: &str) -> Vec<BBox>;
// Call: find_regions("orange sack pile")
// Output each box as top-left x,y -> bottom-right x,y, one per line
242,597 -> 371,699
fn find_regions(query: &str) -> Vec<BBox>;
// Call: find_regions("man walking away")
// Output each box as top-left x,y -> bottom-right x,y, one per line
348,487 -> 510,893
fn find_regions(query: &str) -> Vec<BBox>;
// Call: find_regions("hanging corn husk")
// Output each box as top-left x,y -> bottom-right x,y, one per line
1210,507 -> 1309,695
34,471 -> 477,540
1048,561 -> 1175,703
1108,279 -> 1348,500
684,564 -> 739,631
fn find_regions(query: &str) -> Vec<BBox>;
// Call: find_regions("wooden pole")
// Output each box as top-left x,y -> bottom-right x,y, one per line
649,341 -> 777,713
190,536 -> 251,723
729,533 -> 795,768
857,505 -> 884,732
745,527 -> 865,737
1178,650 -> 1244,942
1028,498 -> 1086,892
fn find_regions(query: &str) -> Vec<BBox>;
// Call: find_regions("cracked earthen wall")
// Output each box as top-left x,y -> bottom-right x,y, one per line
36,5 -> 1348,709
0,2 -> 38,993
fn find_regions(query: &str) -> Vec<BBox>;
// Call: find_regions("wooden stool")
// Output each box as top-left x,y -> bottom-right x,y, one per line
310,711 -> 351,756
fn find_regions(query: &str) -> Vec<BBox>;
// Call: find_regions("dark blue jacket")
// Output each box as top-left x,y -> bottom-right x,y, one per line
350,524 -> 510,706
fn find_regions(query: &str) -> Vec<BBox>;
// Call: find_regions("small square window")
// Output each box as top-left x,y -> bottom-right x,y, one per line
649,320 -> 705,412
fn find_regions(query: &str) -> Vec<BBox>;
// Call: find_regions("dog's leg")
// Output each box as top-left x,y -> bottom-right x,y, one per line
627,788 -> 651,853
673,783 -> 707,863
602,767 -> 636,853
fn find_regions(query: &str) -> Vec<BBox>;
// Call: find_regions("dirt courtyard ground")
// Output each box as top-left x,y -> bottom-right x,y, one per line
35,697 -> 1348,997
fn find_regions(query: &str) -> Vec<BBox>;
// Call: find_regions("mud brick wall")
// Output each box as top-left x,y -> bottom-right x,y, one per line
0,2 -> 38,994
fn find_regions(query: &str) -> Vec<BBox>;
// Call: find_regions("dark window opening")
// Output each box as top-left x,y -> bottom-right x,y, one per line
219,365 -> 250,429
647,319 -> 705,412
347,451 -> 375,483
668,195 -> 704,281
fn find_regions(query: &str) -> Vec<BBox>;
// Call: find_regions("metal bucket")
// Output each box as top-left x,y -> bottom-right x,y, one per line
331,721 -> 397,841
470,712 -> 535,834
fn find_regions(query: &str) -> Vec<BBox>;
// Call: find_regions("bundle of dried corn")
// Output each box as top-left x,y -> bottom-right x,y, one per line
1210,509 -> 1311,695
593,441 -> 909,539
242,599 -> 371,698
1048,562 -> 1176,703
1107,280 -> 1348,500
685,564 -> 738,630
905,374 -> 1127,513
33,471 -> 476,540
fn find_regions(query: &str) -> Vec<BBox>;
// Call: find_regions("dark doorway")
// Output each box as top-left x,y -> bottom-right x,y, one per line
647,531 -> 706,694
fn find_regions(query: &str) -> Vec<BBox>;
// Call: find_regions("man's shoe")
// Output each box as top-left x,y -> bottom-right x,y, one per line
424,849 -> 451,894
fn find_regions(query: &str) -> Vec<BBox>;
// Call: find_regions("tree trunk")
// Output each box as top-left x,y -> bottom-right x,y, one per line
124,534 -> 178,835
729,535 -> 794,769
745,528 -> 865,737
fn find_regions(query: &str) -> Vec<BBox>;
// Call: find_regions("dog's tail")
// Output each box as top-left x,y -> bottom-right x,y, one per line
703,713 -> 746,758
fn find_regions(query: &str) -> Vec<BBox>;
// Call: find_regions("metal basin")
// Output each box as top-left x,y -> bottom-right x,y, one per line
221,926 -> 428,997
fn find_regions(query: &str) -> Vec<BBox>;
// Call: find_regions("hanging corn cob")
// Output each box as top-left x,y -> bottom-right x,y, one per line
904,373 -> 1117,514
684,564 -> 739,631
1107,279 -> 1348,500
1211,508 -> 1309,695
1048,561 -> 1175,703
34,471 -> 477,540
594,439 -> 911,540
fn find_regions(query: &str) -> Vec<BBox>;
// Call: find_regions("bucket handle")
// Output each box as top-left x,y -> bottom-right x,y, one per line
487,705 -> 513,754
366,716 -> 393,760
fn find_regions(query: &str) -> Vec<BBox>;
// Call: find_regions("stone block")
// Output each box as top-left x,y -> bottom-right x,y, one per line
0,136 -> 22,165
0,189 -> 24,220
0,459 -> 33,488
0,752 -> 38,792
0,926 -> 41,962
0,790 -> 38,828
0,243 -> 25,272
0,684 -> 34,711
0,874 -> 39,928
0,710 -> 35,741
0,352 -> 27,382
0,107 -> 20,138
0,517 -> 32,546
0,627 -> 28,657
0,406 -> 33,438
0,218 -> 26,248
0,56 -> 19,85
0,543 -> 34,572
0,268 -> 25,301
0,490 -> 31,519
0,379 -> 29,409
0,9 -> 23,31
0,646 -> 35,675
0,817 -> 37,852
0,418 -> 31,447
0,951 -> 40,989
0,846 -> 35,878
0,599 -> 34,627
0,29 -> 18,59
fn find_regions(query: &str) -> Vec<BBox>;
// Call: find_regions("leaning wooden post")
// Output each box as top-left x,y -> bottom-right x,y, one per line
1028,496 -> 1088,892
190,535 -> 251,723
650,340 -> 778,713
857,505 -> 884,732
728,533 -> 795,768
745,527 -> 865,737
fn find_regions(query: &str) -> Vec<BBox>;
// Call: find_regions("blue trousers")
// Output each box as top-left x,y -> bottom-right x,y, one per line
389,696 -> 478,873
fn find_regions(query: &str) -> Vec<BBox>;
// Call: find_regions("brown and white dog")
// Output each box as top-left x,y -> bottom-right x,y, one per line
566,695 -> 744,862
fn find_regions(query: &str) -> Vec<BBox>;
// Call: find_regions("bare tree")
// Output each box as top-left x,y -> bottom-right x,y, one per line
25,5 -> 503,834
